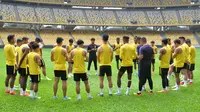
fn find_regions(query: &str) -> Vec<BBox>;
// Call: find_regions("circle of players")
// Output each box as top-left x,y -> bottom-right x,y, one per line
4,34 -> 196,100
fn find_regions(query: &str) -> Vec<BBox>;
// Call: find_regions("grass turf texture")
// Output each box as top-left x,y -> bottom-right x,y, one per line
0,48 -> 200,112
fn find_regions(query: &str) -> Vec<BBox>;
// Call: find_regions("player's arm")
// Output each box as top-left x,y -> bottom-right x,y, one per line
110,47 -> 113,62
35,55 -> 42,66
16,52 -> 19,65
155,47 -> 158,54
40,48 -> 43,57
62,49 -> 68,61
113,44 -> 116,51
138,48 -> 143,61
172,48 -> 181,59
133,48 -> 137,70
50,49 -> 54,62
18,47 -> 29,68
83,50 -> 88,62
159,48 -> 166,60
119,47 -> 123,59
97,47 -> 101,63
69,50 -> 74,62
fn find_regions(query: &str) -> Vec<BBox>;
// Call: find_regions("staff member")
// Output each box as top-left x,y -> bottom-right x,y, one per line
87,38 -> 98,76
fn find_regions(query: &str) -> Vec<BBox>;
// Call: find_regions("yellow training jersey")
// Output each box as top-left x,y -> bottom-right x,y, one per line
151,45 -> 157,59
99,44 -> 112,66
67,45 -> 74,56
114,43 -> 121,56
73,48 -> 86,73
52,46 -> 67,71
174,46 -> 184,67
36,48 -> 42,57
120,44 -> 135,66
189,45 -> 196,64
182,43 -> 189,62
4,44 -> 16,66
18,44 -> 29,68
160,46 -> 171,68
28,52 -> 40,75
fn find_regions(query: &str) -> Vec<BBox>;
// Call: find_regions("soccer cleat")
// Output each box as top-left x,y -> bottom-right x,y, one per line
24,93 -> 30,97
134,93 -> 142,96
114,92 -> 121,95
88,96 -> 93,100
98,93 -> 104,97
10,91 -> 16,95
181,85 -> 187,87
188,82 -> 193,85
63,96 -> 71,101
171,85 -> 177,89
157,90 -> 165,93
125,91 -> 129,96
171,88 -> 180,91
180,82 -> 184,85
53,96 -> 58,99
5,90 -> 10,94
149,91 -> 153,95
77,97 -> 81,101
34,96 -> 41,99
109,94 -> 113,96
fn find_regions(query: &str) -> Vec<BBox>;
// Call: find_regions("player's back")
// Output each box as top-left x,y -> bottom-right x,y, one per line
28,52 -> 40,74
73,48 -> 85,73
4,44 -> 16,66
120,44 -> 135,66
99,44 -> 112,66
52,46 -> 66,70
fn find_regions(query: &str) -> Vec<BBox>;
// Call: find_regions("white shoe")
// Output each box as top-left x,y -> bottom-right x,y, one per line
53,96 -> 57,99
88,96 -> 93,100
114,92 -> 121,95
45,76 -> 52,80
171,85 -> 177,89
125,91 -> 129,96
63,96 -> 71,100
77,97 -> 81,101
98,93 -> 104,97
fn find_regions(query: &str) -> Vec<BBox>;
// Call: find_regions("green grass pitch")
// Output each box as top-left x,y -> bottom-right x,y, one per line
0,48 -> 200,112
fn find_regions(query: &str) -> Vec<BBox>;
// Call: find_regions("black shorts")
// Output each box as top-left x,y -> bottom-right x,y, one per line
74,73 -> 88,81
183,63 -> 189,70
159,68 -> 169,76
174,66 -> 183,74
40,59 -> 45,67
189,64 -> 195,71
30,74 -> 41,83
151,59 -> 155,64
6,65 -> 17,75
119,66 -> 133,74
54,70 -> 67,80
18,67 -> 29,76
99,66 -> 112,77
68,62 -> 74,64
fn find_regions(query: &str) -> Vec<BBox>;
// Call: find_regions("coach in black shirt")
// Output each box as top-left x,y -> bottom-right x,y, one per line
87,38 -> 98,76
136,37 -> 154,96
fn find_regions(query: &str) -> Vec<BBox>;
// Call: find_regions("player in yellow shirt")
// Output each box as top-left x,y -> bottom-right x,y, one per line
185,39 -> 196,85
179,37 -> 189,86
113,37 -> 121,70
70,39 -> 92,100
115,36 -> 136,95
15,39 -> 22,89
18,37 -> 30,96
66,39 -> 75,77
35,37 -> 51,80
158,38 -> 171,93
27,43 -> 43,99
51,37 -> 71,100
4,35 -> 17,95
97,34 -> 113,96
172,39 -> 185,91
150,41 -> 158,75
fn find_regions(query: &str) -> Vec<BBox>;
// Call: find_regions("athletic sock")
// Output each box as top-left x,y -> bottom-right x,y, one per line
30,90 -> 33,97
165,87 -> 168,91
6,87 -> 9,91
34,92 -> 37,97
126,87 -> 130,92
109,88 -> 112,94
117,88 -> 121,93
138,91 -> 141,93
77,94 -> 81,99
100,88 -> 104,95
190,79 -> 193,82
184,80 -> 187,86
10,88 -> 14,92
88,93 -> 91,97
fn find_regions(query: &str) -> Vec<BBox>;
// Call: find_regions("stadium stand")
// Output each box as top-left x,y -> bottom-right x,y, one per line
179,9 -> 195,24
85,10 -> 103,24
39,30 -> 70,45
0,29 -> 35,44
16,0 -> 64,4
0,4 -> 16,21
179,0 -> 191,4
146,11 -> 163,24
71,31 -> 101,45
145,0 -> 161,6
71,0 -> 112,6
35,7 -> 54,23
133,32 -> 162,45
162,10 -> 179,24
165,31 -> 199,45
100,10 -> 117,24
161,0 -> 177,5
17,6 -> 37,22
68,9 -> 87,24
